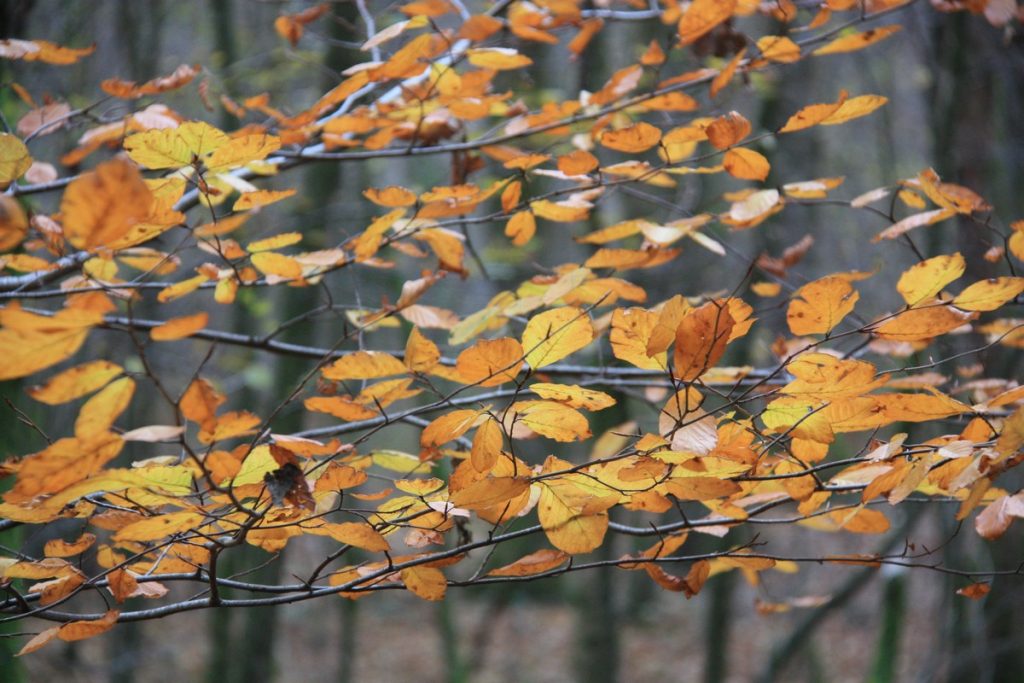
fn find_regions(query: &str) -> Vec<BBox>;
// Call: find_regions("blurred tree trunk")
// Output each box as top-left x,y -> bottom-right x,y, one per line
210,0 -> 240,130
929,16 -> 1024,683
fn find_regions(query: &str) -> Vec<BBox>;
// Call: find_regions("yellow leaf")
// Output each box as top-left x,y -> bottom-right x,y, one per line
199,410 -> 261,444
305,396 -> 378,421
507,400 -> 592,442
363,185 -> 417,207
0,133 -> 32,186
953,277 -> 1024,312
752,281 -> 781,297
466,47 -> 532,70
538,483 -> 609,554
710,47 -> 746,98
0,304 -> 102,381
353,208 -> 405,260
0,195 -> 28,251
61,159 -> 154,250
455,337 -> 524,386
757,36 -> 800,63
873,305 -> 974,341
401,566 -> 447,600
781,353 -> 887,399
205,133 -> 281,172
247,232 -> 302,252
996,406 -> 1024,458
74,377 -> 134,440
449,476 -> 530,510
157,274 -> 209,303
505,210 -> 536,246
647,295 -> 690,356
471,418 -> 503,472
421,408 -> 486,448
828,507 -> 890,534
405,327 -> 440,373
323,351 -> 406,380
251,251 -> 302,280
820,95 -> 888,126
233,188 -> 297,211
521,307 -> 595,368
113,512 -> 203,542
27,360 -> 123,405
896,253 -> 965,306
610,307 -> 667,370
787,276 -> 859,336
124,121 -> 229,169
530,199 -> 591,223
150,312 -> 209,341
529,383 -> 615,411
678,0 -> 736,45
723,147 -> 770,181
310,522 -> 389,552
599,122 -> 662,153
813,25 -> 901,56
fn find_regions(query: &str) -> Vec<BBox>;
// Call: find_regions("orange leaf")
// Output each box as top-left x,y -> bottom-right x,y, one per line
61,159 -> 153,250
706,111 -> 751,150
488,549 -> 569,577
678,0 -> 737,45
723,148 -> 770,181
787,276 -> 859,336
813,25 -> 901,56
455,337 -> 524,386
599,122 -> 662,153
150,312 -> 209,341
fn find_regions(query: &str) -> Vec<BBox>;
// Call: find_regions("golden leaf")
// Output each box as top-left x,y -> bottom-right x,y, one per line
150,312 -> 209,341
521,307 -> 595,368
455,337 -> 524,386
813,25 -> 902,56
27,360 -> 123,405
61,159 -> 154,250
723,147 -> 770,181
0,133 -> 32,187
488,549 -> 569,577
599,122 -> 662,153
678,0 -> 737,45
896,253 -> 965,306
787,276 -> 859,336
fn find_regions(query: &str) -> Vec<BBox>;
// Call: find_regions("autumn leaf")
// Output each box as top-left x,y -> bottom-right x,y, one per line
61,159 -> 154,250
0,133 -> 33,186
0,304 -> 102,381
896,253 -> 965,306
488,549 -> 569,577
455,337 -> 524,386
723,148 -> 770,181
813,25 -> 902,56
0,39 -> 94,65
599,122 -> 662,153
521,307 -> 595,368
787,276 -> 859,336
678,0 -> 736,45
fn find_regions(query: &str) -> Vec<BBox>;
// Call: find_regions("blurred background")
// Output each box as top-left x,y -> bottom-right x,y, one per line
2,1 -> 1023,681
